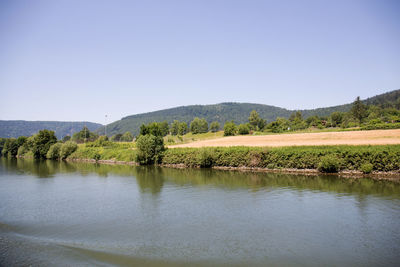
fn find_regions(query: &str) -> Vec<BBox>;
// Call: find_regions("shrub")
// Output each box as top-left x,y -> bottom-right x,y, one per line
136,134 -> 165,165
60,141 -> 78,159
197,148 -> 214,168
120,131 -> 134,142
93,153 -> 101,161
47,143 -> 62,159
86,136 -> 114,147
210,121 -> 220,133
17,145 -> 29,157
224,121 -> 237,136
238,124 -> 250,135
317,155 -> 341,173
360,163 -> 373,174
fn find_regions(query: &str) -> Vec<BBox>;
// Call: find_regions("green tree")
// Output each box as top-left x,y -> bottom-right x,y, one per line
135,134 -> 165,165
289,111 -> 307,130
249,110 -> 260,130
267,117 -> 290,133
178,122 -> 188,135
170,120 -> 180,136
32,130 -> 58,159
224,121 -> 237,136
120,131 -> 133,142
238,124 -> 250,135
351,96 -> 367,124
190,118 -> 208,134
62,135 -> 71,142
0,138 -> 6,156
72,127 -> 98,143
159,121 -> 170,136
330,112 -> 344,127
248,110 -> 266,131
111,133 -> 123,142
140,122 -> 163,137
46,143 -> 62,160
210,121 -> 220,132
59,141 -> 78,159
2,138 -> 17,157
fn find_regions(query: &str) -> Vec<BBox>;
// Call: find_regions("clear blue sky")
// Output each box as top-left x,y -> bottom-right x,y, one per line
1,0 -> 399,124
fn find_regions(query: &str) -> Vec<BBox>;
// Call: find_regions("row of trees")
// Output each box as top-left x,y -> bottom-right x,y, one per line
0,129 -> 78,160
263,97 -> 400,133
138,111 -> 266,138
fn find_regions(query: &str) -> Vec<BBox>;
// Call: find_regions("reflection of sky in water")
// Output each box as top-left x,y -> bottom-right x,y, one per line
0,158 -> 400,266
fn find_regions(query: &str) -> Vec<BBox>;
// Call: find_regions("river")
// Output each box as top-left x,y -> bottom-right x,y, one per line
0,158 -> 399,266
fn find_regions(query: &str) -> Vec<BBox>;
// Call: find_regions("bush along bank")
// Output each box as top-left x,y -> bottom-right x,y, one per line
66,144 -> 400,176
161,145 -> 400,174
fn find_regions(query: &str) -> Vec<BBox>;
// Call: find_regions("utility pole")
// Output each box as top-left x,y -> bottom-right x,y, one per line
105,115 -> 108,137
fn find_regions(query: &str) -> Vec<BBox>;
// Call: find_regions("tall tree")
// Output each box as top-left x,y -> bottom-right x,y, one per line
32,130 -> 58,159
248,110 -> 266,131
351,96 -> 367,124
190,118 -> 208,134
178,122 -> 188,135
170,120 -> 180,136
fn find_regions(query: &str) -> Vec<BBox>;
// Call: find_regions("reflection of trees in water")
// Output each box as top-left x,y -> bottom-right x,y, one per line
160,168 -> 400,198
134,166 -> 165,195
1,158 -> 399,199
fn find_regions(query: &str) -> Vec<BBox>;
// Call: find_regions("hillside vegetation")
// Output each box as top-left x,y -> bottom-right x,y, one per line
99,89 -> 400,136
0,121 -> 102,139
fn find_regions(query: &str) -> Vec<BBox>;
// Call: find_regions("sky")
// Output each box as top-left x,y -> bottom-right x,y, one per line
0,0 -> 399,124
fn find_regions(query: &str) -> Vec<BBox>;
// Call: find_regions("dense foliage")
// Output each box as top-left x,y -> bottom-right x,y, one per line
47,143 -> 62,160
135,135 -> 165,165
224,121 -> 237,136
59,141 -> 78,159
162,145 -> 400,172
32,130 -> 58,159
190,118 -> 208,134
135,122 -> 166,165
210,121 -> 220,132
72,126 -> 99,143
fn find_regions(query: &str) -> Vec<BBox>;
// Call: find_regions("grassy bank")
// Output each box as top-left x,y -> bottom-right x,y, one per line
67,143 -> 400,174
68,142 -> 137,162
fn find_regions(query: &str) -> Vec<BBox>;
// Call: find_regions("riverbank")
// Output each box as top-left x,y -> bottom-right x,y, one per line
66,144 -> 400,181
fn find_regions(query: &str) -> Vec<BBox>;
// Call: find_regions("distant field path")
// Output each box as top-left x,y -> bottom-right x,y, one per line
170,129 -> 400,148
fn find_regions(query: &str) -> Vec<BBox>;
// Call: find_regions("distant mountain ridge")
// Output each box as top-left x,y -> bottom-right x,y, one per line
98,89 -> 400,136
0,121 -> 103,139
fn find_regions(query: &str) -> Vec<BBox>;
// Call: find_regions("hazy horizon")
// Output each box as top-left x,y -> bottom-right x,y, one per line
1,0 -> 399,124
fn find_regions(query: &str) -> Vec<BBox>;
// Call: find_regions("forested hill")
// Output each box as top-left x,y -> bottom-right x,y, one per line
0,121 -> 102,139
99,89 -> 400,136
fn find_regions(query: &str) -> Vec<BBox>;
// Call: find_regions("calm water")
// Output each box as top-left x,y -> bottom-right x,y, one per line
0,158 -> 399,266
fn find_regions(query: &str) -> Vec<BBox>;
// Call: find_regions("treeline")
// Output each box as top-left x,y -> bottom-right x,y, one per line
62,126 -> 133,143
0,126 -> 134,160
132,96 -> 400,138
224,97 -> 400,134
0,129 -> 78,160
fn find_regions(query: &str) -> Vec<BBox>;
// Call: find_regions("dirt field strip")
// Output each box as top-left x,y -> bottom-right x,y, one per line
169,129 -> 400,148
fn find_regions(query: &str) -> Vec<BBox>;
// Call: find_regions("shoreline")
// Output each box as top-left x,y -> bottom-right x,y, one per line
65,158 -> 400,182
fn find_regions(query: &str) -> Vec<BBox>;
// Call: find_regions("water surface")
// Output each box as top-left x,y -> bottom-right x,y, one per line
0,158 -> 399,266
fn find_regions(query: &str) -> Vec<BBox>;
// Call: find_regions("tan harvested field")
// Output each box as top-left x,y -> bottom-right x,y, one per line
170,129 -> 400,148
